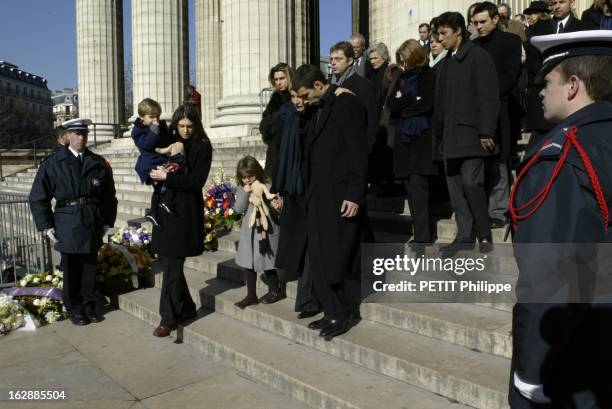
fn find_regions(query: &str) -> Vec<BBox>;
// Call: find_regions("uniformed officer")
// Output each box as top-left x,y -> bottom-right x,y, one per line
508,31 -> 612,408
29,118 -> 118,326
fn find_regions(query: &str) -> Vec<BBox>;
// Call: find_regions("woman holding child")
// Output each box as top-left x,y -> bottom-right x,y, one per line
148,105 -> 213,337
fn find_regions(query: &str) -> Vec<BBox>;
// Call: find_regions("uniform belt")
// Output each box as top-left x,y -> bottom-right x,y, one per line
56,197 -> 99,207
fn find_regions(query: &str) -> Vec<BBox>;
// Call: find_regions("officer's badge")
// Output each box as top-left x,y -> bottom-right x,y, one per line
92,178 -> 101,187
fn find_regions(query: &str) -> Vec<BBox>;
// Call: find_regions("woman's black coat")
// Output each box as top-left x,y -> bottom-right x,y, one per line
387,65 -> 439,178
260,91 -> 291,179
273,109 -> 314,274
150,137 -> 212,258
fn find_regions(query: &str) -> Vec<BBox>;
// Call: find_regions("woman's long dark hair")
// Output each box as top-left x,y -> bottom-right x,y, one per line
169,104 -> 211,145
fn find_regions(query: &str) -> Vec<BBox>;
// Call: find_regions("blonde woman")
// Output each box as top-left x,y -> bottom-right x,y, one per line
259,63 -> 294,179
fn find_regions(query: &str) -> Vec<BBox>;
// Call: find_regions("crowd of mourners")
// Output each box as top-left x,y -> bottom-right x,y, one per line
28,1 -> 612,407
249,0 -> 612,338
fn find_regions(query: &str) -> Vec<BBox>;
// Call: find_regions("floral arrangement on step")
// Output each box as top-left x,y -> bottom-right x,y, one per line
3,270 -> 68,326
97,243 -> 152,285
0,293 -> 27,335
110,226 -> 151,249
203,169 -> 242,251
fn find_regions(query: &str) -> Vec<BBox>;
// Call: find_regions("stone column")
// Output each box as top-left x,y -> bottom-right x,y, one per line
76,0 -> 125,142
368,0 -> 392,48
195,0 -> 222,127
294,0 -> 320,66
131,0 -> 189,122
352,0 -> 369,44
209,0 -> 292,130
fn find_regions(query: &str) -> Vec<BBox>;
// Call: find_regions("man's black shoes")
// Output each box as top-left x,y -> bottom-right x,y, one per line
490,218 -> 507,229
69,313 -> 90,326
308,318 -> 329,330
298,310 -> 320,319
84,306 -> 103,323
478,237 -> 494,253
319,319 -> 351,341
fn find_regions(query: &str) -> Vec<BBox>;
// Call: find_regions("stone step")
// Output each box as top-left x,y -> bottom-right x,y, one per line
151,267 -> 510,409
182,252 -> 513,358
118,288 -> 472,409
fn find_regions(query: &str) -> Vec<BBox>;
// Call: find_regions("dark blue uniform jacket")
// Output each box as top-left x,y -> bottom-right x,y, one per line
510,101 -> 612,408
29,146 -> 118,254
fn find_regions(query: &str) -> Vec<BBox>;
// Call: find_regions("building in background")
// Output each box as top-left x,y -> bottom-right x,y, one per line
52,88 -> 78,127
0,61 -> 53,147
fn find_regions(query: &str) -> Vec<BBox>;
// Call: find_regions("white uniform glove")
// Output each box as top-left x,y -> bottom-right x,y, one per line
45,228 -> 58,244
103,225 -> 109,236
513,371 -> 551,404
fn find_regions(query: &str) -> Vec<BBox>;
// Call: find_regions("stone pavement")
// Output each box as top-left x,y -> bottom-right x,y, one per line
0,307 -> 311,409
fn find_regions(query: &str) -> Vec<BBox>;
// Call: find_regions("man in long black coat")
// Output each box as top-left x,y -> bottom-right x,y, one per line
433,12 -> 500,251
472,2 -> 523,227
508,31 -> 612,408
293,64 -> 368,341
29,118 -> 117,326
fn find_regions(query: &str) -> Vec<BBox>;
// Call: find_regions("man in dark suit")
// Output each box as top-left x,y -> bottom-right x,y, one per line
330,41 -> 378,152
293,64 -> 368,341
349,33 -> 371,78
473,2 -> 523,228
418,23 -> 431,52
434,12 -> 500,253
550,0 -> 587,33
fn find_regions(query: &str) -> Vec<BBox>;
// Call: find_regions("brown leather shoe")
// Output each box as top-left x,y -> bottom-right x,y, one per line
153,325 -> 172,337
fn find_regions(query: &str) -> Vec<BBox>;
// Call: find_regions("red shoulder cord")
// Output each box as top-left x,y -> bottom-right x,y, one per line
509,126 -> 609,232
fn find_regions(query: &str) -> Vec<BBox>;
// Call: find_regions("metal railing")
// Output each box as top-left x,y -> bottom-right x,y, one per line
0,122 -> 121,180
0,192 -> 53,287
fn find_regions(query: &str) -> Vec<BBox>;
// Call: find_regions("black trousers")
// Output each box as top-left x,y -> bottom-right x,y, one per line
159,255 -> 196,327
404,175 -> 435,242
294,251 -> 322,313
61,253 -> 98,315
444,157 -> 492,241
307,241 -> 349,321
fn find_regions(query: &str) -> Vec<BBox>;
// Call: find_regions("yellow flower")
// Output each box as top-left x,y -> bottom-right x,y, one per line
205,233 -> 214,242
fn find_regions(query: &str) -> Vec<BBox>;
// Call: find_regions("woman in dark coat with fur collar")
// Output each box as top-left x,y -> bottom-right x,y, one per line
149,105 -> 213,338
260,63 -> 293,179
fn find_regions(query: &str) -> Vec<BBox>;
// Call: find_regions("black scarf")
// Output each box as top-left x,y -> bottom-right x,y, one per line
272,102 -> 304,196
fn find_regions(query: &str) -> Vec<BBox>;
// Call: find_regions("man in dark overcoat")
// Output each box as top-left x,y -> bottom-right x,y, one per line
293,64 -> 368,341
523,1 -> 589,139
433,12 -> 500,252
29,118 -> 117,326
329,41 -> 378,152
472,1 -> 523,228
508,30 -> 612,408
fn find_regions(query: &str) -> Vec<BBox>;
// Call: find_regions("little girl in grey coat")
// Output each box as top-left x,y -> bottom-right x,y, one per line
233,156 -> 285,309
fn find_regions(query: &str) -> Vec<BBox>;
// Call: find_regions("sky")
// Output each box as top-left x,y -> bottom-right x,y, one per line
0,0 -> 351,92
